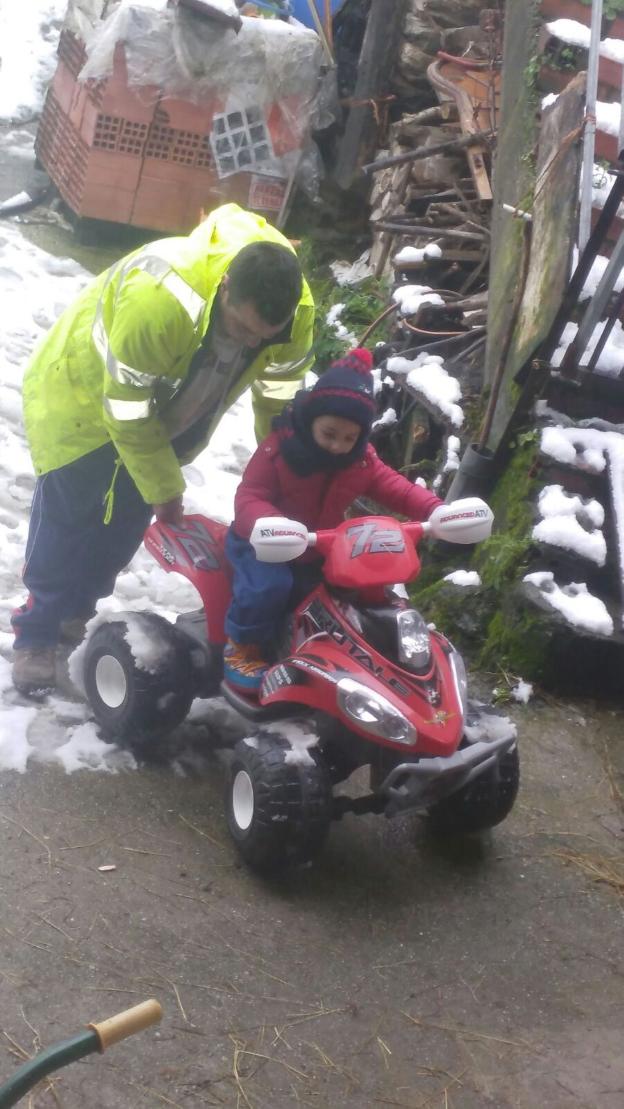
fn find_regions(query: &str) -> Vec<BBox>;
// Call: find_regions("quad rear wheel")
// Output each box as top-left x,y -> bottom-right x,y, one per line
225,734 -> 332,872
83,613 -> 195,752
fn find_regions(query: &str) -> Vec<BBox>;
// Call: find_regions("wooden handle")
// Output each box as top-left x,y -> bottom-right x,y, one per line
88,999 -> 163,1052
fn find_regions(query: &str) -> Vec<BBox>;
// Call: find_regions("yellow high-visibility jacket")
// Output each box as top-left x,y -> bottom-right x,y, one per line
23,204 -> 314,505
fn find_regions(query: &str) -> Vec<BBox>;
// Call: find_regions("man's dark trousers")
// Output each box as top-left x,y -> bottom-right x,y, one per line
12,444 -> 151,650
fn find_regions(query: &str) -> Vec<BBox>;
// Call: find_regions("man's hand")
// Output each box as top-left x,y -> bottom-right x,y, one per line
153,495 -> 185,527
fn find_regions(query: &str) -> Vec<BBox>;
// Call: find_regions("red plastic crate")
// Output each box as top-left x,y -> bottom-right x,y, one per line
37,29 -> 297,231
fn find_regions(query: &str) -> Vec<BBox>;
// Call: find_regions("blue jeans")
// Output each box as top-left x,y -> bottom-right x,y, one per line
224,528 -> 321,645
12,444 -> 151,650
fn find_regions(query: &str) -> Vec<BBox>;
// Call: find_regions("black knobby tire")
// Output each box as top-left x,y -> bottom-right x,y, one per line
83,613 -> 195,751
225,734 -> 332,872
426,745 -> 520,836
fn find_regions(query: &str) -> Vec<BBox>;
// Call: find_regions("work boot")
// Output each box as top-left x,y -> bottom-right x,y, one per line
12,647 -> 57,696
60,616 -> 91,647
223,638 -> 269,693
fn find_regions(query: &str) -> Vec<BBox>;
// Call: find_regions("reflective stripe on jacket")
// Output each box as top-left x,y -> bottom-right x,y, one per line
23,204 -> 314,505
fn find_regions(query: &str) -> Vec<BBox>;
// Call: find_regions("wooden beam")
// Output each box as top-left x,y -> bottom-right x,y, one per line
333,0 -> 408,190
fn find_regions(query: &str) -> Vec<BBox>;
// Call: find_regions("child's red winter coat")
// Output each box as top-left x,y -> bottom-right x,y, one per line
233,430 -> 442,542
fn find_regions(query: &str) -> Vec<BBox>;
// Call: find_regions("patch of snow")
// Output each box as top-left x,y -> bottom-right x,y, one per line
464,713 -> 517,744
393,244 -> 443,265
53,722 -> 138,774
406,363 -> 463,428
524,571 -> 614,636
532,515 -> 607,565
600,36 -> 624,65
552,315 -> 624,376
123,614 -> 173,674
443,570 -> 481,587
538,484 -> 605,529
325,303 -> 357,346
545,18 -> 590,49
264,719 -> 319,766
372,407 -> 397,431
0,1 -> 66,122
540,426 -> 606,472
392,284 -> 445,316
443,434 -> 461,474
571,247 -> 624,303
0,706 -> 38,772
387,352 -> 462,428
330,250 -> 373,287
592,164 -> 624,218
546,19 -> 624,65
511,679 -> 533,704
596,99 -> 621,138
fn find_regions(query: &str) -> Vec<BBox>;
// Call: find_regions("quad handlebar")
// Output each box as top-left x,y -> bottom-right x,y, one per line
250,497 -> 494,564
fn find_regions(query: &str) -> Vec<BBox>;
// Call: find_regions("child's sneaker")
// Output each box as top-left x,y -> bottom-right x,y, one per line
223,638 -> 269,693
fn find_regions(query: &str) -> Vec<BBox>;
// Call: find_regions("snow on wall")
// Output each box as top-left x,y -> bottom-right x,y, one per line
524,571 -> 614,636
533,483 -> 607,565
387,352 -> 464,428
539,427 -> 624,627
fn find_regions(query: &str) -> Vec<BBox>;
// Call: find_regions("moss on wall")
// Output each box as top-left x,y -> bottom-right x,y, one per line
412,435 -> 556,679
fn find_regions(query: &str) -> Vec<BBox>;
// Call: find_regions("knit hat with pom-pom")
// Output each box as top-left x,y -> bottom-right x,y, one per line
302,347 -> 375,431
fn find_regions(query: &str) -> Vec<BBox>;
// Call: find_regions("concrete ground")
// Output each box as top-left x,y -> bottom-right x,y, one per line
1,690 -> 624,1109
1,123 -> 624,1109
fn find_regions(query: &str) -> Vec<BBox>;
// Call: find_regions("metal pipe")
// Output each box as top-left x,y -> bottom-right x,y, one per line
578,0 -> 604,252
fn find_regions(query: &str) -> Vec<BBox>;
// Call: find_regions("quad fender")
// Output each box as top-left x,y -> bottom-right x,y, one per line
144,514 -> 231,642
259,635 -> 464,757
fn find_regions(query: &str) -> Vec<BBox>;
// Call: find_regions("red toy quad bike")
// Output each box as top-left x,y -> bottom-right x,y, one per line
82,498 -> 519,871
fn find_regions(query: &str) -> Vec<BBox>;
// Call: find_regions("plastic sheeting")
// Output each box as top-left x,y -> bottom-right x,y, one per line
80,4 -> 324,112
67,0 -> 334,197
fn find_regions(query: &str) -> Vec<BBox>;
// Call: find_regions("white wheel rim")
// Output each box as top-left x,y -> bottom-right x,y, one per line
95,654 -> 128,709
232,769 -> 255,831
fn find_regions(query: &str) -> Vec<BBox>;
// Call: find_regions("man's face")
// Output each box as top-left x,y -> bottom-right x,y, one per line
220,279 -> 292,348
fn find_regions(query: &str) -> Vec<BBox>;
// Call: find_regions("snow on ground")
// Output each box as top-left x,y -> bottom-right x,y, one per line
511,679 -> 533,704
0,1 -> 67,122
0,221 -> 255,774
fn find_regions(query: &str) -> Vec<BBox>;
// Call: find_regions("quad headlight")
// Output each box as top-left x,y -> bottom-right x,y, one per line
449,647 -> 468,716
396,608 -> 431,671
337,677 -> 416,745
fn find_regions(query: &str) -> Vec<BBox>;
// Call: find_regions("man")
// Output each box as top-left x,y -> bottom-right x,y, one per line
12,202 -> 314,694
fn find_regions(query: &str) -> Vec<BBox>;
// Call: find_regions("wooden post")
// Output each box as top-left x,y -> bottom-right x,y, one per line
333,0 -> 407,190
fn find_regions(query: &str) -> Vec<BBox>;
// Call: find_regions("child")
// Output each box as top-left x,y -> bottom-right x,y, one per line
223,348 -> 443,691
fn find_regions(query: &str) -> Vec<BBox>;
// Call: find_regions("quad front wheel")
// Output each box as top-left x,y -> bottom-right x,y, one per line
225,734 -> 332,872
426,745 -> 520,835
83,612 -> 195,752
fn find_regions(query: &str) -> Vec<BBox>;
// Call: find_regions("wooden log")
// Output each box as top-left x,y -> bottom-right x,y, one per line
362,130 -> 496,175
333,0 -> 408,189
374,222 -> 488,242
